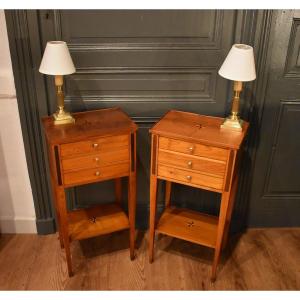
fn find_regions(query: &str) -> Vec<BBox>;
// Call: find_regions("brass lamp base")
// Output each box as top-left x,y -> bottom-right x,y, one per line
220,116 -> 243,131
220,80 -> 243,132
53,75 -> 75,125
53,108 -> 75,125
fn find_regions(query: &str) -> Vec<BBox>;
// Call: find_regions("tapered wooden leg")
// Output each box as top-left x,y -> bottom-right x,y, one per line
149,175 -> 158,263
115,178 -> 122,205
54,204 -> 64,249
52,197 -> 64,249
63,236 -> 73,277
222,174 -> 239,249
211,191 -> 230,281
56,187 -> 73,277
165,181 -> 172,208
128,132 -> 136,260
48,146 -> 64,249
128,173 -> 136,260
57,215 -> 64,249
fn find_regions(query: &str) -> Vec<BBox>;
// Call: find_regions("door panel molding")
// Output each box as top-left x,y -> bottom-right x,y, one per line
53,10 -> 225,50
263,101 -> 300,197
284,17 -> 300,78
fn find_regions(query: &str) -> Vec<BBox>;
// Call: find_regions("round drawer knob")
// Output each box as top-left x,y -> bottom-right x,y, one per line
188,146 -> 194,153
187,161 -> 193,168
94,157 -> 100,162
92,143 -> 99,148
186,175 -> 192,181
95,171 -> 100,176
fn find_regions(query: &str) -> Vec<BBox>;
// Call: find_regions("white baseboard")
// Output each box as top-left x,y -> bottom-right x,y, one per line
0,216 -> 37,233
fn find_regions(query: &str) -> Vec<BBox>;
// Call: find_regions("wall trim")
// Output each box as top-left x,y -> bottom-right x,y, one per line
5,10 -> 55,234
0,216 -> 37,234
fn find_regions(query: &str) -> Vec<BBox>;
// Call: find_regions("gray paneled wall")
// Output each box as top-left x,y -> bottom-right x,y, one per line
48,10 -> 236,228
48,10 -> 234,116
7,10 -> 288,234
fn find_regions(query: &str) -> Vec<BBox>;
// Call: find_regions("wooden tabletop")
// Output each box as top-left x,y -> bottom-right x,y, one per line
42,107 -> 138,144
150,110 -> 249,149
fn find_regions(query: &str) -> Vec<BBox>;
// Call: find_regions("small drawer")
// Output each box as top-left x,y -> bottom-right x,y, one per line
62,148 -> 129,172
158,150 -> 226,178
60,134 -> 129,158
159,137 -> 228,161
157,164 -> 224,191
63,162 -> 130,186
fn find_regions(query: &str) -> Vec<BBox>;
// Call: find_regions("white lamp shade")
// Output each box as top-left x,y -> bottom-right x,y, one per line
218,44 -> 256,82
39,41 -> 76,75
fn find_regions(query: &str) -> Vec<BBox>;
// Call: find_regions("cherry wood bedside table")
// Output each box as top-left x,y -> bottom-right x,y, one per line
148,110 -> 249,281
42,107 -> 137,276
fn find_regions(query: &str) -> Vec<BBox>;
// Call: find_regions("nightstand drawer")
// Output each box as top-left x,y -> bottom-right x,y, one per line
63,162 -> 130,186
61,148 -> 129,172
158,150 -> 226,178
60,134 -> 129,158
159,137 -> 228,161
157,165 -> 224,191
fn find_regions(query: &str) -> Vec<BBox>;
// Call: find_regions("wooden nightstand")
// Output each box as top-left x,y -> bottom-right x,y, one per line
148,110 -> 249,281
42,107 -> 137,276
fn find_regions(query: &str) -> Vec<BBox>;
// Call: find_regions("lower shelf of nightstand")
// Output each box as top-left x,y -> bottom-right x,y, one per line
68,203 -> 130,241
156,207 -> 218,249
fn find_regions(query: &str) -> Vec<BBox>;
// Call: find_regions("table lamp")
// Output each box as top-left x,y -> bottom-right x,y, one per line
218,44 -> 256,131
39,41 -> 76,125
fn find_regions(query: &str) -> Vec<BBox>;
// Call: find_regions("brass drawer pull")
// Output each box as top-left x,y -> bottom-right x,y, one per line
186,175 -> 192,181
95,171 -> 100,176
187,161 -> 193,168
92,143 -> 99,148
94,157 -> 100,162
188,146 -> 194,153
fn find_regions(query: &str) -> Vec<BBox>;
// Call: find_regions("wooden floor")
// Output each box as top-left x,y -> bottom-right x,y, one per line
0,228 -> 299,290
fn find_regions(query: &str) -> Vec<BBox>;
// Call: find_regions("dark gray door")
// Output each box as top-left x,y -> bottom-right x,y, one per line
248,10 -> 300,226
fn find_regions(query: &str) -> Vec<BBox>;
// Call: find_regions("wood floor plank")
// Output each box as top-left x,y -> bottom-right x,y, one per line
0,228 -> 299,290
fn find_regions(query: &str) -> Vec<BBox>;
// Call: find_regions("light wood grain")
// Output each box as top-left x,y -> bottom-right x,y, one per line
149,134 -> 158,263
63,162 -> 129,187
42,107 -> 137,145
128,132 -> 137,260
149,111 -> 248,280
60,134 -> 129,158
42,108 -> 138,277
156,207 -> 218,248
165,181 -> 172,207
68,203 -> 130,241
61,147 -> 129,172
158,149 -> 226,178
151,110 -> 249,150
0,228 -> 299,290
158,164 -> 224,191
159,136 -> 229,161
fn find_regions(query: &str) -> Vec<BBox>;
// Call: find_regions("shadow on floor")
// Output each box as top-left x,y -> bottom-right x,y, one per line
78,229 -> 145,259
156,231 -> 243,269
